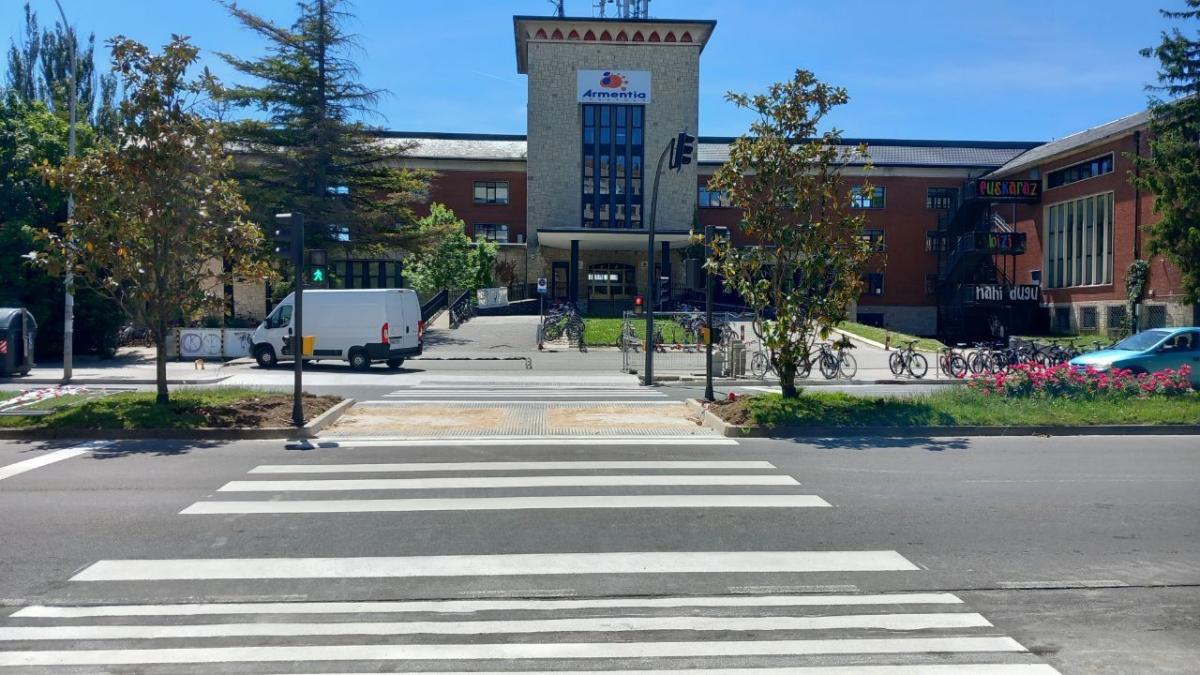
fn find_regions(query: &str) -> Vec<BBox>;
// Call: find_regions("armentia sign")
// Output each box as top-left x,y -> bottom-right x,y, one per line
578,70 -> 651,103
974,179 -> 1040,202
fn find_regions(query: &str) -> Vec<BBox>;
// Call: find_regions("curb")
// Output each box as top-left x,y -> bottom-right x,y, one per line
684,399 -> 1200,438
0,398 -> 356,442
0,375 -> 232,386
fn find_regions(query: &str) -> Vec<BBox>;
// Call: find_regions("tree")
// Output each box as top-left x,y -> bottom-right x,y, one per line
706,69 -> 874,398
1133,0 -> 1200,302
38,36 -> 270,403
218,0 -> 433,257
405,203 -> 496,298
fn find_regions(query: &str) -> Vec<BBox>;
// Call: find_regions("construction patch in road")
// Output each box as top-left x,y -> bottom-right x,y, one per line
325,402 -> 709,438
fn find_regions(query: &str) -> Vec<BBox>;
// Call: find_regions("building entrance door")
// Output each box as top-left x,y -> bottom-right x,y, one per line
552,262 -> 569,302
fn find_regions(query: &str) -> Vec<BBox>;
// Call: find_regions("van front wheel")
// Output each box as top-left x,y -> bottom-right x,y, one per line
254,345 -> 278,369
349,348 -> 372,371
386,358 -> 404,370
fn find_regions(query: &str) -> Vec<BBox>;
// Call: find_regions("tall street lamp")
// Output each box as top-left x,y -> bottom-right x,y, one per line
53,0 -> 77,383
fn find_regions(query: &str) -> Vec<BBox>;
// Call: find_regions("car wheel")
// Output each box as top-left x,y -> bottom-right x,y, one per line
254,344 -> 277,368
349,348 -> 372,371
386,358 -> 404,370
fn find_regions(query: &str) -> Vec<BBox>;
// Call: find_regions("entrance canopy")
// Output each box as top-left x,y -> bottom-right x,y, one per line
537,228 -> 694,251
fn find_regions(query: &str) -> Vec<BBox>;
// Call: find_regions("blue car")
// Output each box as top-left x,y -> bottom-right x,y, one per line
1069,326 -> 1200,387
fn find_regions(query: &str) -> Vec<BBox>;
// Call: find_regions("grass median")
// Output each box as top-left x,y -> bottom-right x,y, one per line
711,389 -> 1200,428
836,321 -> 944,352
0,388 -> 341,430
583,317 -> 689,347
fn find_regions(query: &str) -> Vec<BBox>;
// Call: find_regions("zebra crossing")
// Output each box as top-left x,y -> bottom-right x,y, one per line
0,451 -> 1060,672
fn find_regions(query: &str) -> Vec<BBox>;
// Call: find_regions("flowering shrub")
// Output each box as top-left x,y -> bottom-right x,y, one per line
967,362 -> 1193,399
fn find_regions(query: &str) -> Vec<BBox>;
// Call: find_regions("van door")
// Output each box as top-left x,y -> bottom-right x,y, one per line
260,302 -> 294,359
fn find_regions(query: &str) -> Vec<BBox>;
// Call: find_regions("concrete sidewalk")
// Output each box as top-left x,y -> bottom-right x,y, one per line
1,348 -> 234,386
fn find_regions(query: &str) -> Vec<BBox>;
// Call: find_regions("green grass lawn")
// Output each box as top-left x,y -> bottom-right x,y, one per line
714,390 -> 1200,428
0,388 -> 340,430
0,391 -> 18,402
836,321 -> 945,352
582,317 -> 690,347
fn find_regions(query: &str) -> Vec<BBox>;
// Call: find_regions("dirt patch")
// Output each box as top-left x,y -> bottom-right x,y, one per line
547,403 -> 695,428
707,397 -> 755,426
198,394 -> 342,428
331,404 -> 507,434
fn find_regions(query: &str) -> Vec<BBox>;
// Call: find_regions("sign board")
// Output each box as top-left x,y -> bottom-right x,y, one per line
971,284 -> 1041,303
577,70 -> 651,104
973,179 -> 1040,202
537,277 -> 548,294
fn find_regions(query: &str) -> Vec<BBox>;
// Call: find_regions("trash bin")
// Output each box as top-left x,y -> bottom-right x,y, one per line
0,307 -> 37,376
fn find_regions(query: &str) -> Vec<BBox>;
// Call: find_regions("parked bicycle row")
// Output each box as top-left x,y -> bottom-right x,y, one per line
936,336 -> 1122,378
749,338 -> 858,380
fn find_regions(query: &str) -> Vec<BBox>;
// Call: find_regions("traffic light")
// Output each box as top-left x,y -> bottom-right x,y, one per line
307,249 -> 328,287
271,221 -> 292,260
670,131 -> 696,171
657,275 -> 671,308
273,212 -> 304,264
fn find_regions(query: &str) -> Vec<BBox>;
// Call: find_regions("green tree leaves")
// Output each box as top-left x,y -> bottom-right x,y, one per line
405,203 -> 497,298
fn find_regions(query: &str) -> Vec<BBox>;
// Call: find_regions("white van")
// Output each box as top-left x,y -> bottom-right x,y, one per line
251,289 -> 423,370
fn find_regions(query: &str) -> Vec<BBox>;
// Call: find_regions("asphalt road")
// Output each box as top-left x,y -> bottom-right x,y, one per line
0,432 -> 1195,673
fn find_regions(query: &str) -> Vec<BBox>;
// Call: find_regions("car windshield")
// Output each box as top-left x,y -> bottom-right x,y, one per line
1112,330 -> 1170,352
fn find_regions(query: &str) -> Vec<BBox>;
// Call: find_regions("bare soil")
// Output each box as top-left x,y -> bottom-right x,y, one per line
198,394 -> 343,428
707,397 -> 755,425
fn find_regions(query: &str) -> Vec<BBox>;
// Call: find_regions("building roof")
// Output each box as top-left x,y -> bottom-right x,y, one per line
698,137 -> 1040,168
379,132 -> 1040,169
988,110 -> 1150,177
512,15 -> 717,73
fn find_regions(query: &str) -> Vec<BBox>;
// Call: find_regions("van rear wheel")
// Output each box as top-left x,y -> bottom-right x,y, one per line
386,358 -> 404,370
254,345 -> 277,369
349,348 -> 372,371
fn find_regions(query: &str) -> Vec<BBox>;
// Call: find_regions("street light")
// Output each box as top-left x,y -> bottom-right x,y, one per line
53,0 -> 77,384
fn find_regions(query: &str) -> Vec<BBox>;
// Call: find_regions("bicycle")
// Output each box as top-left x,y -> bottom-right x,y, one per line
938,344 -> 968,378
814,340 -> 856,380
888,339 -> 928,379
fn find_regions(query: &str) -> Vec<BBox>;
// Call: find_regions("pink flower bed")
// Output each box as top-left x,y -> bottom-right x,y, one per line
967,362 -> 1193,399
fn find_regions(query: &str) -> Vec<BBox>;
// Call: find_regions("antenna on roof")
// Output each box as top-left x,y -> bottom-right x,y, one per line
594,0 -> 650,18
548,0 -> 564,17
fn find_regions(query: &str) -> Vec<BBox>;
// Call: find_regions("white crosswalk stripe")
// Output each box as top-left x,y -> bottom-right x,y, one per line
0,452 -> 1060,673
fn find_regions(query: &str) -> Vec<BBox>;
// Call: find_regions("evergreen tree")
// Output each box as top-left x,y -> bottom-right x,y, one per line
1133,0 -> 1200,302
4,3 -> 39,102
218,0 -> 436,257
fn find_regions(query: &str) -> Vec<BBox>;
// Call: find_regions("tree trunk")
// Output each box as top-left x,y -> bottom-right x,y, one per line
779,361 -> 798,398
154,321 -> 169,405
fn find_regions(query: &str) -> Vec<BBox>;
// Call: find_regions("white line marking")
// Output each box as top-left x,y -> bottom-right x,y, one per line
15,593 -> 964,618
0,448 -> 89,482
217,474 -> 800,492
314,438 -> 738,447
71,551 -> 921,581
250,460 -> 777,474
0,637 -> 1028,666
0,613 -> 992,641
997,579 -> 1129,589
181,495 -> 832,514
217,667 -> 1063,675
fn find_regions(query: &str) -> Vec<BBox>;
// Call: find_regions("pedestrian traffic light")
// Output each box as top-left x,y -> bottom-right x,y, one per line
670,131 -> 696,171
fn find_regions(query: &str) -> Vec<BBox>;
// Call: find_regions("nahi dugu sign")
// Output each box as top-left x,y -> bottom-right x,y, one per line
578,70 -> 651,103
972,284 -> 1041,303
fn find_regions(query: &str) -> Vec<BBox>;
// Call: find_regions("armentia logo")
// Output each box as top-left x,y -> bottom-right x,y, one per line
599,71 -> 626,90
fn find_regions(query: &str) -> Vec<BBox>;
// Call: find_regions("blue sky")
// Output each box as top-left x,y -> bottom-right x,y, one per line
7,0 -> 1178,141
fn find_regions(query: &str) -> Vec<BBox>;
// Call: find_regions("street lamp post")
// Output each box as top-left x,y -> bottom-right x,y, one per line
704,224 -> 715,402
642,137 -> 675,386
53,0 -> 77,384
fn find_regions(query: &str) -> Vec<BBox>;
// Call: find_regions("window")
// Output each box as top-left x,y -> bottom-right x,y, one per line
582,104 -> 644,228
1046,153 -> 1114,189
1080,306 -> 1098,331
1146,305 -> 1168,329
1054,307 -> 1071,333
1106,305 -> 1126,330
856,312 -> 885,327
473,224 -> 509,243
926,187 -> 958,210
1044,192 -> 1114,288
1030,269 -> 1042,285
860,272 -> 884,296
925,230 -> 947,253
473,181 -> 509,204
266,304 -> 292,329
697,187 -> 730,208
851,186 -> 885,209
858,228 -> 885,251
925,274 -> 938,296
587,263 -> 637,299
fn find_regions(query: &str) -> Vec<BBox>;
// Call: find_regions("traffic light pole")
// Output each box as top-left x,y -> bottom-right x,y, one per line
643,138 -> 674,386
704,224 -> 715,402
276,213 -> 306,427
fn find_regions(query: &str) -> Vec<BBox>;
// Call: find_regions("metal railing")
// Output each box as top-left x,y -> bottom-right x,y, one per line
420,289 -> 448,322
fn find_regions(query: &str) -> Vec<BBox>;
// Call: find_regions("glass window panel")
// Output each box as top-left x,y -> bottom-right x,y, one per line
600,106 -> 610,125
584,105 -> 594,125
600,125 -> 610,144
632,107 -> 642,126
616,106 -> 626,126
474,184 -> 487,202
584,127 -> 594,144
